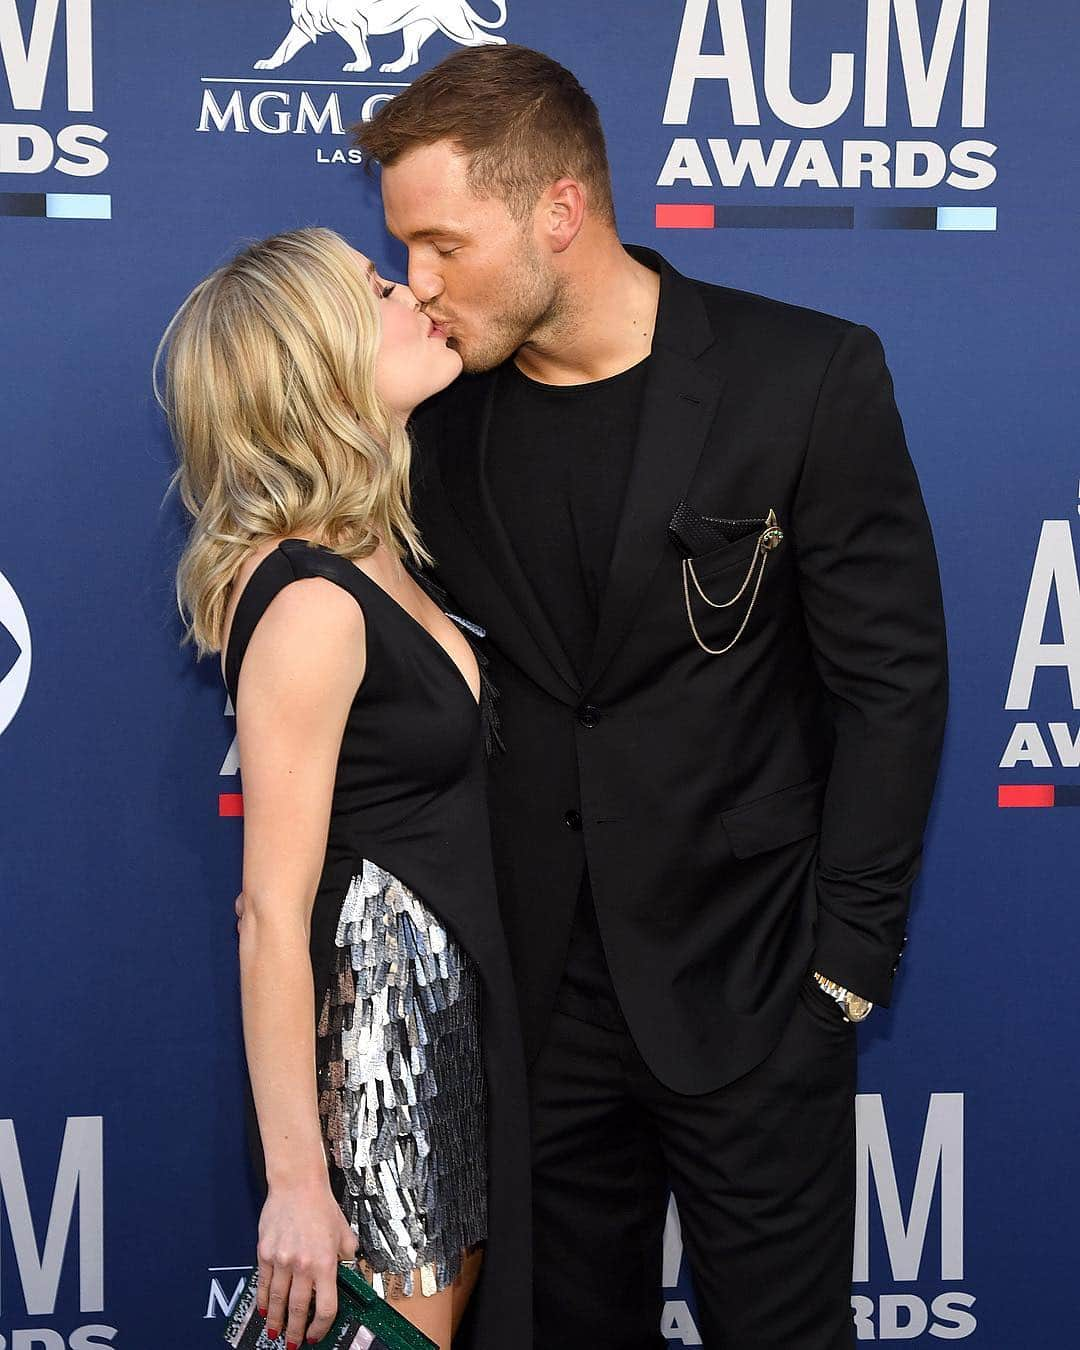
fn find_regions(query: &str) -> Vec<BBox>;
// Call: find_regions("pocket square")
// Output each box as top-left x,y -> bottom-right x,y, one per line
668,501 -> 769,557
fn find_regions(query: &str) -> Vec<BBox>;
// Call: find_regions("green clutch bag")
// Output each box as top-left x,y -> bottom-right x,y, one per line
223,1261 -> 438,1350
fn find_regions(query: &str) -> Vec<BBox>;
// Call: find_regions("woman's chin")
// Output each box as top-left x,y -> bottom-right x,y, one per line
435,346 -> 465,387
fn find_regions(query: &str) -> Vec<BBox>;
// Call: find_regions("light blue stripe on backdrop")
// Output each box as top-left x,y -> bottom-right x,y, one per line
45,194 -> 112,219
936,206 -> 998,231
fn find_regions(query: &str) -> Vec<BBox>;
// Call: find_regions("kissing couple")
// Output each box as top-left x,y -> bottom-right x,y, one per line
159,41 -> 947,1350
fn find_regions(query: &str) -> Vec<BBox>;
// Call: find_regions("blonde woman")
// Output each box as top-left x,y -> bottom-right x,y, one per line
157,228 -> 530,1350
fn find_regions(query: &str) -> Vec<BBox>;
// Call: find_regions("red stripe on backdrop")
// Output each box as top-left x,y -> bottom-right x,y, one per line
655,204 -> 716,229
997,784 -> 1054,808
219,793 -> 244,817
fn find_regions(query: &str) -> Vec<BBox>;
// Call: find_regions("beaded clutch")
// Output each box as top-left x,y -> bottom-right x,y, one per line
223,1262 -> 437,1350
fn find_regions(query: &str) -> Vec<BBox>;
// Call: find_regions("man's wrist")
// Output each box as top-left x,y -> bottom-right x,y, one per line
812,971 -> 874,1022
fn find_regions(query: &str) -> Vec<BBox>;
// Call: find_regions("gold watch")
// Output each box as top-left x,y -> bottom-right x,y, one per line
812,971 -> 873,1022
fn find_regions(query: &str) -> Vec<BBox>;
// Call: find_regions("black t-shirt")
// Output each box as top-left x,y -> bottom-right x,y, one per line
486,353 -> 652,1029
486,354 -> 651,682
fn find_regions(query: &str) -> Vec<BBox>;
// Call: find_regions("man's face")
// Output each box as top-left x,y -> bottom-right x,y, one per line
381,140 -> 561,373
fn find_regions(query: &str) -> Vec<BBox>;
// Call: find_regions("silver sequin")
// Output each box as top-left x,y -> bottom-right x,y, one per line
316,861 -> 487,1299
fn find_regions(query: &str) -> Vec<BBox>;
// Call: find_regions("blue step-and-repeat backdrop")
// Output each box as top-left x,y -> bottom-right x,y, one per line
2,2 -> 1078,1344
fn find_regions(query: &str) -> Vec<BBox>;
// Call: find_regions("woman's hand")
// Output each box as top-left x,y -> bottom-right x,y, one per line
256,1180 -> 359,1346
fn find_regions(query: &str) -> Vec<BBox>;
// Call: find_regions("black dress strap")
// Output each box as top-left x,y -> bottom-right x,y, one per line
222,540 -> 364,706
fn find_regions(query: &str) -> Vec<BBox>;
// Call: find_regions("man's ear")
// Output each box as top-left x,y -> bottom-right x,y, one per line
542,177 -> 586,254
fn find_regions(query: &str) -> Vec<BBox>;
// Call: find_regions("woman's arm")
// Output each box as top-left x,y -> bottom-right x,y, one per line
232,575 -> 366,1345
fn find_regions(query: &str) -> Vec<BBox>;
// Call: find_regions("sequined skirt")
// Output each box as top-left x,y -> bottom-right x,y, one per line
315,860 -> 487,1299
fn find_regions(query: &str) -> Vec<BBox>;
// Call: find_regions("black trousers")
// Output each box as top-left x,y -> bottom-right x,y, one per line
528,972 -> 858,1349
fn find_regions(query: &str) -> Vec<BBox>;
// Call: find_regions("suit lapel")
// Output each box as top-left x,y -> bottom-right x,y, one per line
585,247 -> 726,690
436,372 -> 582,703
425,246 -> 724,702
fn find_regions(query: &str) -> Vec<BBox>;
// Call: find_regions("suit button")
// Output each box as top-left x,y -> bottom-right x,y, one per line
577,704 -> 601,728
564,808 -> 583,831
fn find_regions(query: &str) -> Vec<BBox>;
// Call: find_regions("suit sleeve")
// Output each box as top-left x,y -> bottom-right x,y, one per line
792,324 -> 948,1006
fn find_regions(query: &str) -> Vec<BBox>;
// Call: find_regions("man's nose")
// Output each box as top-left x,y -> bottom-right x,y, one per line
407,256 -> 442,306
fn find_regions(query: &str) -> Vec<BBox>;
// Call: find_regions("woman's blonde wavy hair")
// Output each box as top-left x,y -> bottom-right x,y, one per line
154,226 -> 430,657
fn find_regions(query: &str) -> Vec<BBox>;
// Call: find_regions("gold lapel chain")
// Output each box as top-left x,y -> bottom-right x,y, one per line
681,508 -> 784,655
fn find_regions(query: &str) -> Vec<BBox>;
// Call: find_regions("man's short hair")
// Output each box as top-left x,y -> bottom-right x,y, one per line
352,44 -> 616,226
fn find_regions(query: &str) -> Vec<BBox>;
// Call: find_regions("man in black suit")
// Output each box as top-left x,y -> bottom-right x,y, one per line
356,43 -> 948,1349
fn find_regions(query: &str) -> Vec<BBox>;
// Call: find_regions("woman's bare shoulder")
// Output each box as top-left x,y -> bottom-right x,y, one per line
219,536 -> 294,683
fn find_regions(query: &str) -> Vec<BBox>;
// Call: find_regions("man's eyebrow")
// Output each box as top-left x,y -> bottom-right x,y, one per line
397,227 -> 463,242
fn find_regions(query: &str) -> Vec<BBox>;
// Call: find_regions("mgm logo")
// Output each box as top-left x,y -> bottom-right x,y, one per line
196,0 -> 511,162
253,0 -> 507,76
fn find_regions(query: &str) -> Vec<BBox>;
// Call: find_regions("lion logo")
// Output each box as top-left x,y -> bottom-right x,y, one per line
255,0 -> 508,76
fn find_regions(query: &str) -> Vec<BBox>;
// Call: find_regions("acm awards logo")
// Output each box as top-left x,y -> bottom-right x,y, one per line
196,0 -> 509,165
659,0 -> 996,202
0,1118 -> 114,1348
0,0 -> 108,177
999,482 -> 1080,785
850,1094 -> 973,1341
219,695 -> 242,816
0,569 -> 31,737
656,1093 -> 974,1344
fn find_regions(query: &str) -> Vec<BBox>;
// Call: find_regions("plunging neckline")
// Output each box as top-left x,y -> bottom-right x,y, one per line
223,539 -> 481,712
339,549 -> 482,712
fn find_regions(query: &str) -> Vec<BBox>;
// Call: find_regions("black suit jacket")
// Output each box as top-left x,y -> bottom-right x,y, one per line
410,244 -> 948,1094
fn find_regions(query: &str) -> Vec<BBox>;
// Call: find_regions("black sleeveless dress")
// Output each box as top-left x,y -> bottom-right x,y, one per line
222,538 -> 531,1346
